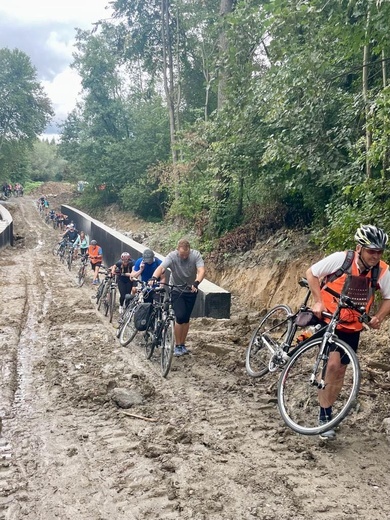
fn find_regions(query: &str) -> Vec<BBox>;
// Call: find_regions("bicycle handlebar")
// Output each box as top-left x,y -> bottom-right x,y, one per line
323,286 -> 371,323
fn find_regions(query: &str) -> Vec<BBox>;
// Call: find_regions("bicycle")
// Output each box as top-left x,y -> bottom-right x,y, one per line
246,278 -> 368,436
96,267 -> 111,310
277,286 -> 370,436
142,283 -> 184,378
104,275 -> 117,323
66,243 -> 75,271
76,254 -> 89,287
117,281 -> 150,347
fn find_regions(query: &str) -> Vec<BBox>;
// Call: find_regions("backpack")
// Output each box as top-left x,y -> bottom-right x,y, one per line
133,303 -> 153,331
323,249 -> 379,289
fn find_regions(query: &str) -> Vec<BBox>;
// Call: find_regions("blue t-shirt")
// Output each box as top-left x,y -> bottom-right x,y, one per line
133,257 -> 162,282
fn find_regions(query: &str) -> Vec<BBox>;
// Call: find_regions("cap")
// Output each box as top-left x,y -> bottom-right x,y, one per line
142,249 -> 154,264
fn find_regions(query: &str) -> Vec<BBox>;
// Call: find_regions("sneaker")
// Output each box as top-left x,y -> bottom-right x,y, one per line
181,345 -> 190,355
92,280 -> 99,285
174,346 -> 184,357
318,419 -> 336,440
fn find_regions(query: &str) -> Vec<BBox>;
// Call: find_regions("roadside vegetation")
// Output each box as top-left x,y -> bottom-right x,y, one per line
2,1 -> 390,258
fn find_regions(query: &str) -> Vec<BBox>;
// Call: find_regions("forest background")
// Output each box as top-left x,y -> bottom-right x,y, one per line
1,0 -> 390,256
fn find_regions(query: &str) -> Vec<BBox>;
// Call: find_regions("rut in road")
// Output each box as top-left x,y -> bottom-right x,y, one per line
0,197 -> 390,519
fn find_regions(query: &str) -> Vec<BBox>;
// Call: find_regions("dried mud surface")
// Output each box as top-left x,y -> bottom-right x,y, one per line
1,196 -> 390,520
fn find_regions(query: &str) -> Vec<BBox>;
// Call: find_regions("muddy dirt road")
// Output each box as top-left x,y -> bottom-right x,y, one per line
1,197 -> 390,519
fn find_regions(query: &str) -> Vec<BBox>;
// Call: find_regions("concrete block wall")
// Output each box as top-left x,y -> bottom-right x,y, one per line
0,204 -> 13,249
62,205 -> 231,319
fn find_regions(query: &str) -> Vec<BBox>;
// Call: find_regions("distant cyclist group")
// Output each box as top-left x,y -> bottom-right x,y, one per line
2,182 -> 23,197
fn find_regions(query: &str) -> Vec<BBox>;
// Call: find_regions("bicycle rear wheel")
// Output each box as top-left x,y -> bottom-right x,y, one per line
277,337 -> 360,436
119,307 -> 138,346
161,318 -> 174,378
246,304 -> 293,378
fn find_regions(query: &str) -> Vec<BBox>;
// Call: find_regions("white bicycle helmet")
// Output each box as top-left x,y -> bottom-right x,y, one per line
121,252 -> 131,260
354,224 -> 388,249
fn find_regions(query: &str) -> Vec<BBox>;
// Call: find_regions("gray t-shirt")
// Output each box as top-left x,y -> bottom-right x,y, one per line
162,249 -> 204,289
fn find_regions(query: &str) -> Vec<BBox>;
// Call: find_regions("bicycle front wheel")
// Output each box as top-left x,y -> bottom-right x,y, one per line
277,337 -> 360,436
161,318 -> 174,378
77,265 -> 86,287
246,304 -> 293,378
109,288 -> 116,323
97,282 -> 109,311
119,308 -> 138,347
67,251 -> 73,271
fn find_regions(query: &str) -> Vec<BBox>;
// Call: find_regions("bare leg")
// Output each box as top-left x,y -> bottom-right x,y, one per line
175,322 -> 190,346
318,352 -> 347,409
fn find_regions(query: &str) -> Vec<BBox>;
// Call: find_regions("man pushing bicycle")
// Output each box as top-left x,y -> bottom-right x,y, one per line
306,224 -> 390,439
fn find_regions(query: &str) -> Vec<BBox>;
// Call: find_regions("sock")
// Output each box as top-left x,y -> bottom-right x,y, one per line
319,406 -> 332,421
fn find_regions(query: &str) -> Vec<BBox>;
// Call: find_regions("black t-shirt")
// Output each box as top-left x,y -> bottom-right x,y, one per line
115,260 -> 134,283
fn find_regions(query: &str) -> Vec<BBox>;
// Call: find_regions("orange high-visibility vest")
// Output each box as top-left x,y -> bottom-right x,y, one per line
321,252 -> 388,332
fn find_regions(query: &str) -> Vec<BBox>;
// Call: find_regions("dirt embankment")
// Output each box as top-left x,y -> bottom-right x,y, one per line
0,192 -> 390,520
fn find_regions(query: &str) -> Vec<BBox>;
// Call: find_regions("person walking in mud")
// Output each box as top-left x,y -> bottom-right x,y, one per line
150,238 -> 205,357
111,252 -> 134,314
306,224 -> 390,440
88,240 -> 103,285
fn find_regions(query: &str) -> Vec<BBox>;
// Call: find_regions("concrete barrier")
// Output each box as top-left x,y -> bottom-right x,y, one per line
62,204 -> 231,318
0,204 -> 13,249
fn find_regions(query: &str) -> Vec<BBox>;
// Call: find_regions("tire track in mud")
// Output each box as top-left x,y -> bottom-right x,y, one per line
1,198 -> 390,519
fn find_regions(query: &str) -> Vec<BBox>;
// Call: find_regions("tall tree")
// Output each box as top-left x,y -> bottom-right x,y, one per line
0,48 -> 53,153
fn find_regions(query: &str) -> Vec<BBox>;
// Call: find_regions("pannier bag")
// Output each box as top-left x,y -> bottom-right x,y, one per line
133,303 -> 153,331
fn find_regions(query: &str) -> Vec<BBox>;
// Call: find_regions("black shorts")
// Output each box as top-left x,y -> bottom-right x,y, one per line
315,326 -> 360,365
171,290 -> 197,324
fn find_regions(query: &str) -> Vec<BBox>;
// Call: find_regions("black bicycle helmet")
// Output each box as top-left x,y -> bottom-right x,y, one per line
354,224 -> 388,249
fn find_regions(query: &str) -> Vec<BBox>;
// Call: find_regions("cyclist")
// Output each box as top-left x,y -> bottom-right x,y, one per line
306,224 -> 390,440
150,238 -> 205,357
88,240 -> 103,285
73,231 -> 89,257
131,249 -> 164,291
111,252 -> 134,314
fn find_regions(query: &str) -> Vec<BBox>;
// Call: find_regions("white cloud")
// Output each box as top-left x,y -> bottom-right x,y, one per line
42,68 -> 81,114
0,0 -> 114,137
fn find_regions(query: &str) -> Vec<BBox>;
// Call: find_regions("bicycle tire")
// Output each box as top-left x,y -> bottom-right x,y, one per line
97,282 -> 109,311
119,307 -> 138,346
246,304 -> 293,378
77,265 -> 86,287
109,287 -> 116,323
161,318 -> 175,378
104,291 -> 110,317
277,337 -> 360,436
67,251 -> 73,271
52,244 -> 61,256
145,311 -> 157,360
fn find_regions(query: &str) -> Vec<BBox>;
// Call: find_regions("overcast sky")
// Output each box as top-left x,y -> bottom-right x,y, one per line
0,0 -> 114,138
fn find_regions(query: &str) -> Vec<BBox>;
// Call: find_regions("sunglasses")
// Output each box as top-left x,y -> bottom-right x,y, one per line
364,248 -> 384,255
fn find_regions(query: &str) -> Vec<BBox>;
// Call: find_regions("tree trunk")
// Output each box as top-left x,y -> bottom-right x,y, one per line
382,49 -> 388,178
363,43 -> 371,178
161,0 -> 178,165
217,0 -> 234,110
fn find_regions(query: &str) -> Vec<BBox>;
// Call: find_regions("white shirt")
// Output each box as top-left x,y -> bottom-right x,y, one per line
311,251 -> 390,299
